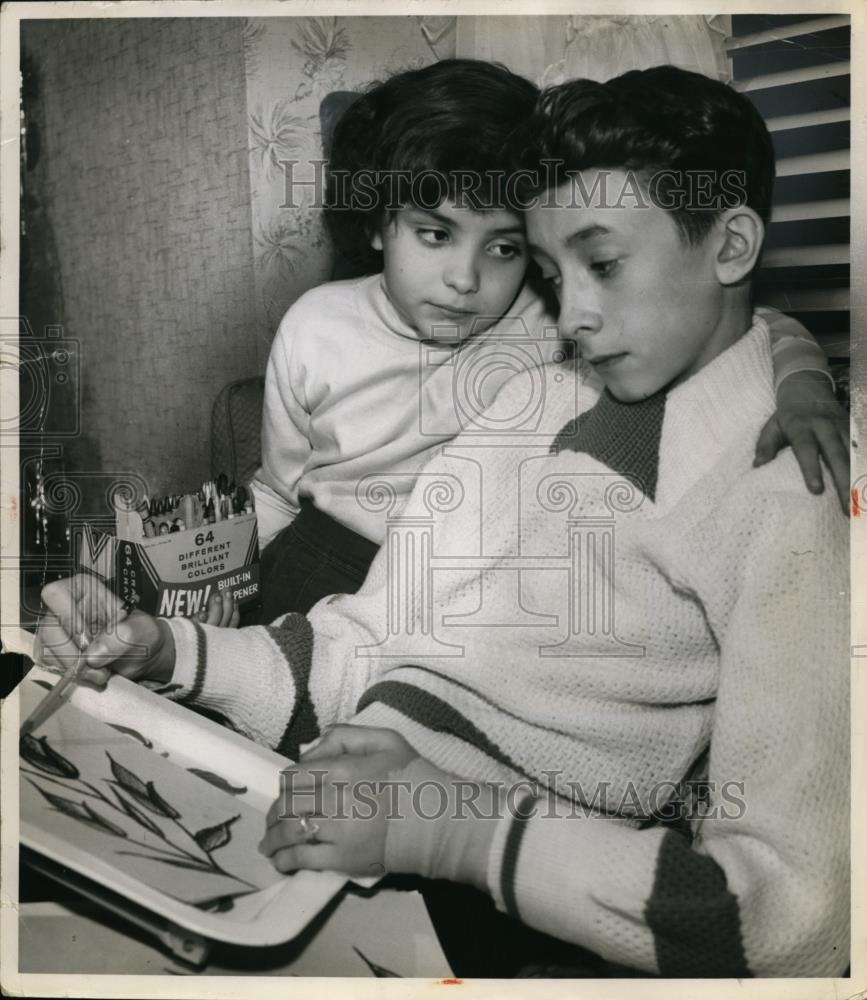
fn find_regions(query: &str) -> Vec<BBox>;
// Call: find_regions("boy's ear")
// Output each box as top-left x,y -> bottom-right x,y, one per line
369,228 -> 384,251
714,207 -> 764,285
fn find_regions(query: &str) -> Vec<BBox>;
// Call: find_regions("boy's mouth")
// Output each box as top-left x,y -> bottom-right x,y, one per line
428,302 -> 475,319
584,351 -> 628,371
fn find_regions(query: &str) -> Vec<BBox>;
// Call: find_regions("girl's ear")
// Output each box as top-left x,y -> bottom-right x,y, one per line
370,230 -> 384,252
714,207 -> 764,285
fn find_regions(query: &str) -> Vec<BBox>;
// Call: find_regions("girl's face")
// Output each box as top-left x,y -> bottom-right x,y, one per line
371,199 -> 528,343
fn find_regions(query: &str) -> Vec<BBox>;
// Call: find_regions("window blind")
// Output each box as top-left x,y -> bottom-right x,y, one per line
728,13 -> 850,366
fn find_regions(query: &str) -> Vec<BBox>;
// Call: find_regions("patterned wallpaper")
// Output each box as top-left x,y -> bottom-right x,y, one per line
242,16 -> 454,367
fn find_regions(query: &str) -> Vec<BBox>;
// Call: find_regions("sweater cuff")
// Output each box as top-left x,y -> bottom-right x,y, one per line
162,615 -> 299,749
771,338 -> 832,392
163,615 -> 202,699
485,791 -> 539,915
486,799 -> 662,970
383,759 -> 500,890
774,365 -> 836,394
383,758 -> 446,877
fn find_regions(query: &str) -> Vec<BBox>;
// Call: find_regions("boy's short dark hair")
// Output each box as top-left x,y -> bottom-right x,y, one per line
513,65 -> 775,244
325,59 -> 539,273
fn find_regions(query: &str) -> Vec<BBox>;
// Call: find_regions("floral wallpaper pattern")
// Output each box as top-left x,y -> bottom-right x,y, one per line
243,17 -> 453,365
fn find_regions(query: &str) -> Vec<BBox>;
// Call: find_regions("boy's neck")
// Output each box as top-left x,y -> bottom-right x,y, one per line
719,287 -> 755,345
688,288 -> 755,383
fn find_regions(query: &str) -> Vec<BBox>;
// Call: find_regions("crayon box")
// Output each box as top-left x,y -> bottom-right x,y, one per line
77,511 -> 260,618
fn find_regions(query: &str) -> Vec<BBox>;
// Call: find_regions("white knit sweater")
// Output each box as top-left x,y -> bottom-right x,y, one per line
250,274 -> 560,546
166,317 -> 847,977
250,274 -> 829,547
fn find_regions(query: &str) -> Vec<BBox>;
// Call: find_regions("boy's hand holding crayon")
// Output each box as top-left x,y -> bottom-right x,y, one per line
35,574 -> 238,688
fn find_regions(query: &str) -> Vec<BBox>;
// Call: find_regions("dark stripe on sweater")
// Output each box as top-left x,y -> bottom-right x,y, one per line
356,680 -> 527,777
265,613 -> 321,760
645,828 -> 751,977
500,792 -> 538,920
551,388 -> 666,502
177,621 -> 207,705
358,677 -> 624,814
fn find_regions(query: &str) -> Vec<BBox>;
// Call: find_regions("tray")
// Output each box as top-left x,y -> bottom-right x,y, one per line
14,667 -> 360,949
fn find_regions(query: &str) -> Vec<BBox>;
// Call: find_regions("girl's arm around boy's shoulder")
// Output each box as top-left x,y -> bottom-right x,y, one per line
758,304 -> 832,388
755,306 -> 849,513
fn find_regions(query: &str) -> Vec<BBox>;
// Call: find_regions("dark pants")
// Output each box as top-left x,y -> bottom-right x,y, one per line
418,878 -> 645,978
258,502 -> 379,621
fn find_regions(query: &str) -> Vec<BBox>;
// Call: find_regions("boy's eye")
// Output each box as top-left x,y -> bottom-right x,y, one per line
488,242 -> 524,260
417,228 -> 450,245
591,258 -> 619,277
541,272 -> 561,288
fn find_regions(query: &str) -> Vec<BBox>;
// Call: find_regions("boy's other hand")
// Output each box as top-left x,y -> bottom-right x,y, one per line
259,725 -> 418,878
36,574 -> 175,688
196,589 -> 240,628
755,370 -> 850,515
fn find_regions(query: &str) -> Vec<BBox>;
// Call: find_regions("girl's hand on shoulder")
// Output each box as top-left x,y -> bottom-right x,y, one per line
755,370 -> 850,514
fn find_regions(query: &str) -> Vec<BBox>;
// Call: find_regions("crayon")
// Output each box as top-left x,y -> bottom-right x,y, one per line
183,495 -> 196,531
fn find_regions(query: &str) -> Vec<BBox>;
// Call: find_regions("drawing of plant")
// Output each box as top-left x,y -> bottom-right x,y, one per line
254,214 -> 303,276
20,733 -> 80,778
248,100 -> 311,178
353,945 -> 402,977
242,19 -> 267,79
291,17 -> 350,68
108,723 -> 153,748
20,734 -> 258,899
187,769 -> 247,796
290,17 -> 351,104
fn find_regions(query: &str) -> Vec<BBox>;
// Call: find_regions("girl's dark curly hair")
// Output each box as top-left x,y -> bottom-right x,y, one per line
325,59 -> 539,274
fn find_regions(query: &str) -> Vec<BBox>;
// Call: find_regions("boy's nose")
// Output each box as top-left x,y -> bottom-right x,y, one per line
558,282 -> 603,343
443,255 -> 480,296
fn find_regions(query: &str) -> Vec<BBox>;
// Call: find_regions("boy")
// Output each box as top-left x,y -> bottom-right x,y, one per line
261,66 -> 849,977
39,67 -> 848,976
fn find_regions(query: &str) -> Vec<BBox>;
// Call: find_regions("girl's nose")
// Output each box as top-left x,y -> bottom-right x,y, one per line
443,254 -> 480,295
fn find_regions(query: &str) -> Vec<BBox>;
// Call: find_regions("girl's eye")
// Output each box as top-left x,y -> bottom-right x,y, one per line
542,272 -> 561,288
591,259 -> 619,277
417,228 -> 449,245
488,242 -> 523,260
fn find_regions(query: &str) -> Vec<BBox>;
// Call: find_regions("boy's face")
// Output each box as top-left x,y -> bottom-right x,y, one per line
371,199 -> 528,343
527,170 -> 736,402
